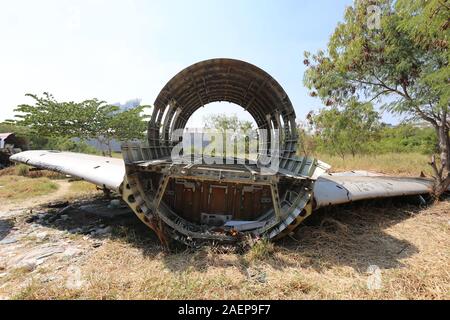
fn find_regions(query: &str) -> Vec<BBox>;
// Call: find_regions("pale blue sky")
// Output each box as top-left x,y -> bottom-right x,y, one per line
0,0 -> 397,127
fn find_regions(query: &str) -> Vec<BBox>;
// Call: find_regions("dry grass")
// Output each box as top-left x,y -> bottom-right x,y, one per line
0,166 -> 17,177
7,200 -> 450,300
245,238 -> 275,262
317,152 -> 432,176
66,181 -> 101,197
0,175 -> 59,201
0,164 -> 66,179
0,152 -> 448,300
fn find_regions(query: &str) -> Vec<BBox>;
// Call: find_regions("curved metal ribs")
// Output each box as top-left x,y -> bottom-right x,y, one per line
121,58 -> 328,246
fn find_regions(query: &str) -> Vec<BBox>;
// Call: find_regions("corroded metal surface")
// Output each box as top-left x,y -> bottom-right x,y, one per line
148,58 -> 299,162
122,58 -> 327,245
10,59 -> 444,247
9,150 -> 443,209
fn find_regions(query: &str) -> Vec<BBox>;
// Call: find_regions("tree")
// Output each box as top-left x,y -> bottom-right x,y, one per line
95,104 -> 149,156
297,120 -> 318,156
375,123 -> 438,154
312,100 -> 380,159
303,0 -> 449,196
13,93 -> 149,156
204,113 -> 254,133
203,113 -> 256,158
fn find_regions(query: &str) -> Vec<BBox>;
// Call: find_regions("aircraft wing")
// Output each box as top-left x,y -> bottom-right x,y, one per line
10,150 -> 125,191
10,151 -> 444,208
313,171 -> 437,208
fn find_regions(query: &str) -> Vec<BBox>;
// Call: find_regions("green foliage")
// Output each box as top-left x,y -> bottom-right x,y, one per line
396,0 -> 449,110
13,93 -> 149,156
14,93 -> 112,137
374,124 -> 438,154
312,100 -> 381,158
303,0 -> 448,115
303,0 -> 449,193
305,119 -> 437,158
203,113 -> 256,158
204,113 -> 254,133
0,122 -> 99,154
43,137 -> 99,154
297,122 -> 317,157
246,238 -> 275,262
0,176 -> 59,201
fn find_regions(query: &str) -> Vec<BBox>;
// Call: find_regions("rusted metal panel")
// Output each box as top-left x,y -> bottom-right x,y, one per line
9,59 -> 448,247
10,149 -> 448,244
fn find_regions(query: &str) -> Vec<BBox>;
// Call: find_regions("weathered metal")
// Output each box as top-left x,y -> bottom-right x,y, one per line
10,151 -> 446,236
10,150 -> 125,191
120,59 -> 329,245
313,172 -> 436,208
9,58 -> 447,247
11,150 -> 442,208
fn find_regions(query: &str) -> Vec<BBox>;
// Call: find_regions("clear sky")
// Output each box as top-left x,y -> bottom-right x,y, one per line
0,0 -> 396,127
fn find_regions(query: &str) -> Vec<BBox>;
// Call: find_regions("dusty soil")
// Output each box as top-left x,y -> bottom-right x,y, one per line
0,179 -> 449,300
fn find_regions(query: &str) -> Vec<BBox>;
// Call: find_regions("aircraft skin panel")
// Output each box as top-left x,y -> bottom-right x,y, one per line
10,150 -> 446,210
8,60 -> 447,246
10,150 -> 125,191
313,172 -> 437,208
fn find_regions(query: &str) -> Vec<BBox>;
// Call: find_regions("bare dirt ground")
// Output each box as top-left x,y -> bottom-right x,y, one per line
0,179 -> 449,300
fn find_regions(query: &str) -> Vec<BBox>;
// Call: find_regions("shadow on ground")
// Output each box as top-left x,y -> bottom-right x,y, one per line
0,219 -> 14,241
27,195 -> 424,275
278,197 -> 423,272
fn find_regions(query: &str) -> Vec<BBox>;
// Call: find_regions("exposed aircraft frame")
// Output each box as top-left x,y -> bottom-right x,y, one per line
9,59 -> 448,247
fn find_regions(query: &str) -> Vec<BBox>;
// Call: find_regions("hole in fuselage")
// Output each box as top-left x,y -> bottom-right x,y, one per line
128,194 -> 136,203
182,102 -> 258,162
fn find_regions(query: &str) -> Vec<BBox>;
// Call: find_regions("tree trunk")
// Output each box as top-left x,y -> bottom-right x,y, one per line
106,140 -> 112,157
97,137 -> 113,158
430,109 -> 450,197
436,122 -> 450,196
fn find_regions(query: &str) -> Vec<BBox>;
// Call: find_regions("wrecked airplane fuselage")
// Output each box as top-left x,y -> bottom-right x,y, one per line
120,59 -> 329,245
10,59 -> 445,247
